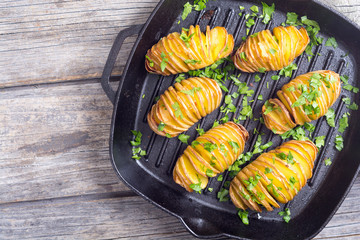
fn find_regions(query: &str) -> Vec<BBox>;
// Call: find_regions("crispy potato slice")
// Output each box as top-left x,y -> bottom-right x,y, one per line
262,70 -> 341,134
233,26 -> 309,72
148,77 -> 222,137
230,140 -> 318,212
173,122 -> 248,192
145,25 -> 234,75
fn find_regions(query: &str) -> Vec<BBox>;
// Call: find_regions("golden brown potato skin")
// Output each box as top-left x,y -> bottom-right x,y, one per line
230,140 -> 318,212
173,122 -> 249,192
145,25 -> 234,75
147,77 -> 222,137
233,26 -> 309,73
262,70 -> 341,134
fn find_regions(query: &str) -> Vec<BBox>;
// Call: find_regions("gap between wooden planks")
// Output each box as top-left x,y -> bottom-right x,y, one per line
0,0 -> 159,88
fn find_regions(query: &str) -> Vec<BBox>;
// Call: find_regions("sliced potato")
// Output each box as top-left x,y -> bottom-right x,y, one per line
262,70 -> 341,134
233,26 -> 309,73
173,122 -> 249,192
148,77 -> 222,137
230,140 -> 318,212
145,25 -> 234,75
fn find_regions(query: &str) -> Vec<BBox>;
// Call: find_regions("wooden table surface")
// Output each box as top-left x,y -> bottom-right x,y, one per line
1,0 -> 359,239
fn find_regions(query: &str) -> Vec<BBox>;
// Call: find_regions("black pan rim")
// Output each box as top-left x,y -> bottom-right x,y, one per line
107,0 -> 360,239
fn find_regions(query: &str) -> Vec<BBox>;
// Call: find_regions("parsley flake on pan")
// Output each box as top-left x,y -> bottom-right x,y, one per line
181,0 -> 209,21
178,134 -> 190,144
279,208 -> 291,223
238,209 -> 249,225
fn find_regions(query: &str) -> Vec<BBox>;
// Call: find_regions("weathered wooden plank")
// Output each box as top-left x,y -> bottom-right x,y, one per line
0,196 -> 195,240
322,0 -> 360,25
0,81 -> 134,203
1,0 -> 359,88
0,0 -> 159,88
1,176 -> 360,240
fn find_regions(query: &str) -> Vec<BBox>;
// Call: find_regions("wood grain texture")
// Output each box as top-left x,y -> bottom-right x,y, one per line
0,81 -> 132,203
0,0 -> 159,88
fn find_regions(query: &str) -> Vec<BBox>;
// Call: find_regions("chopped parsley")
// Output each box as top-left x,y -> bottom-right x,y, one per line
265,167 -> 272,174
212,120 -> 220,128
184,59 -> 202,65
325,158 -> 332,166
325,108 -> 335,127
191,140 -> 201,147
250,5 -> 259,13
217,175 -> 223,181
254,74 -> 261,82
206,169 -> 214,177
258,67 -> 266,73
348,102 -> 359,110
338,113 -> 349,133
181,2 -> 193,20
228,141 -> 240,154
286,12 -> 300,26
145,55 -> 154,67
180,30 -> 195,48
263,100 -> 276,115
181,0 -> 209,21
158,122 -> 166,131
261,2 -> 275,24
204,142 -> 218,152
269,48 -> 277,55
178,134 -> 190,144
131,147 -> 146,160
130,130 -> 142,146
172,102 -> 183,119
289,176 -> 298,190
238,209 -> 249,225
196,125 -> 205,135
315,135 -> 325,149
240,52 -> 247,60
160,52 -> 168,72
244,174 -> 261,191
181,87 -> 202,96
325,37 -> 338,49
217,188 -> 229,202
271,75 -> 280,81
279,63 -> 297,78
335,135 -> 344,151
279,208 -> 291,223
175,73 -> 186,83
280,126 -> 309,141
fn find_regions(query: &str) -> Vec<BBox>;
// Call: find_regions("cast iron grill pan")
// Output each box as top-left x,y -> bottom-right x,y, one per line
101,0 -> 360,239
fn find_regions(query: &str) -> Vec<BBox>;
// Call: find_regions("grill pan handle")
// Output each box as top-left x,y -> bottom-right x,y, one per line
101,24 -> 144,104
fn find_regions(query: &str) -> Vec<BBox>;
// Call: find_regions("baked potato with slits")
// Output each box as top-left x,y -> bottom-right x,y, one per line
145,25 -> 234,75
262,70 -> 341,134
147,77 -> 222,137
230,140 -> 318,212
173,122 -> 249,192
233,26 -> 309,73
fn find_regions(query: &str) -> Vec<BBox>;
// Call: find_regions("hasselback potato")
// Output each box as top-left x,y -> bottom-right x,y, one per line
262,70 -> 341,134
230,140 -> 318,212
233,26 -> 309,73
173,122 -> 249,192
147,77 -> 222,137
145,25 -> 234,75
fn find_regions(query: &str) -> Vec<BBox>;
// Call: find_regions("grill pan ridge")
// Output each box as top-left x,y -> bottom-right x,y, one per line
101,0 -> 360,239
